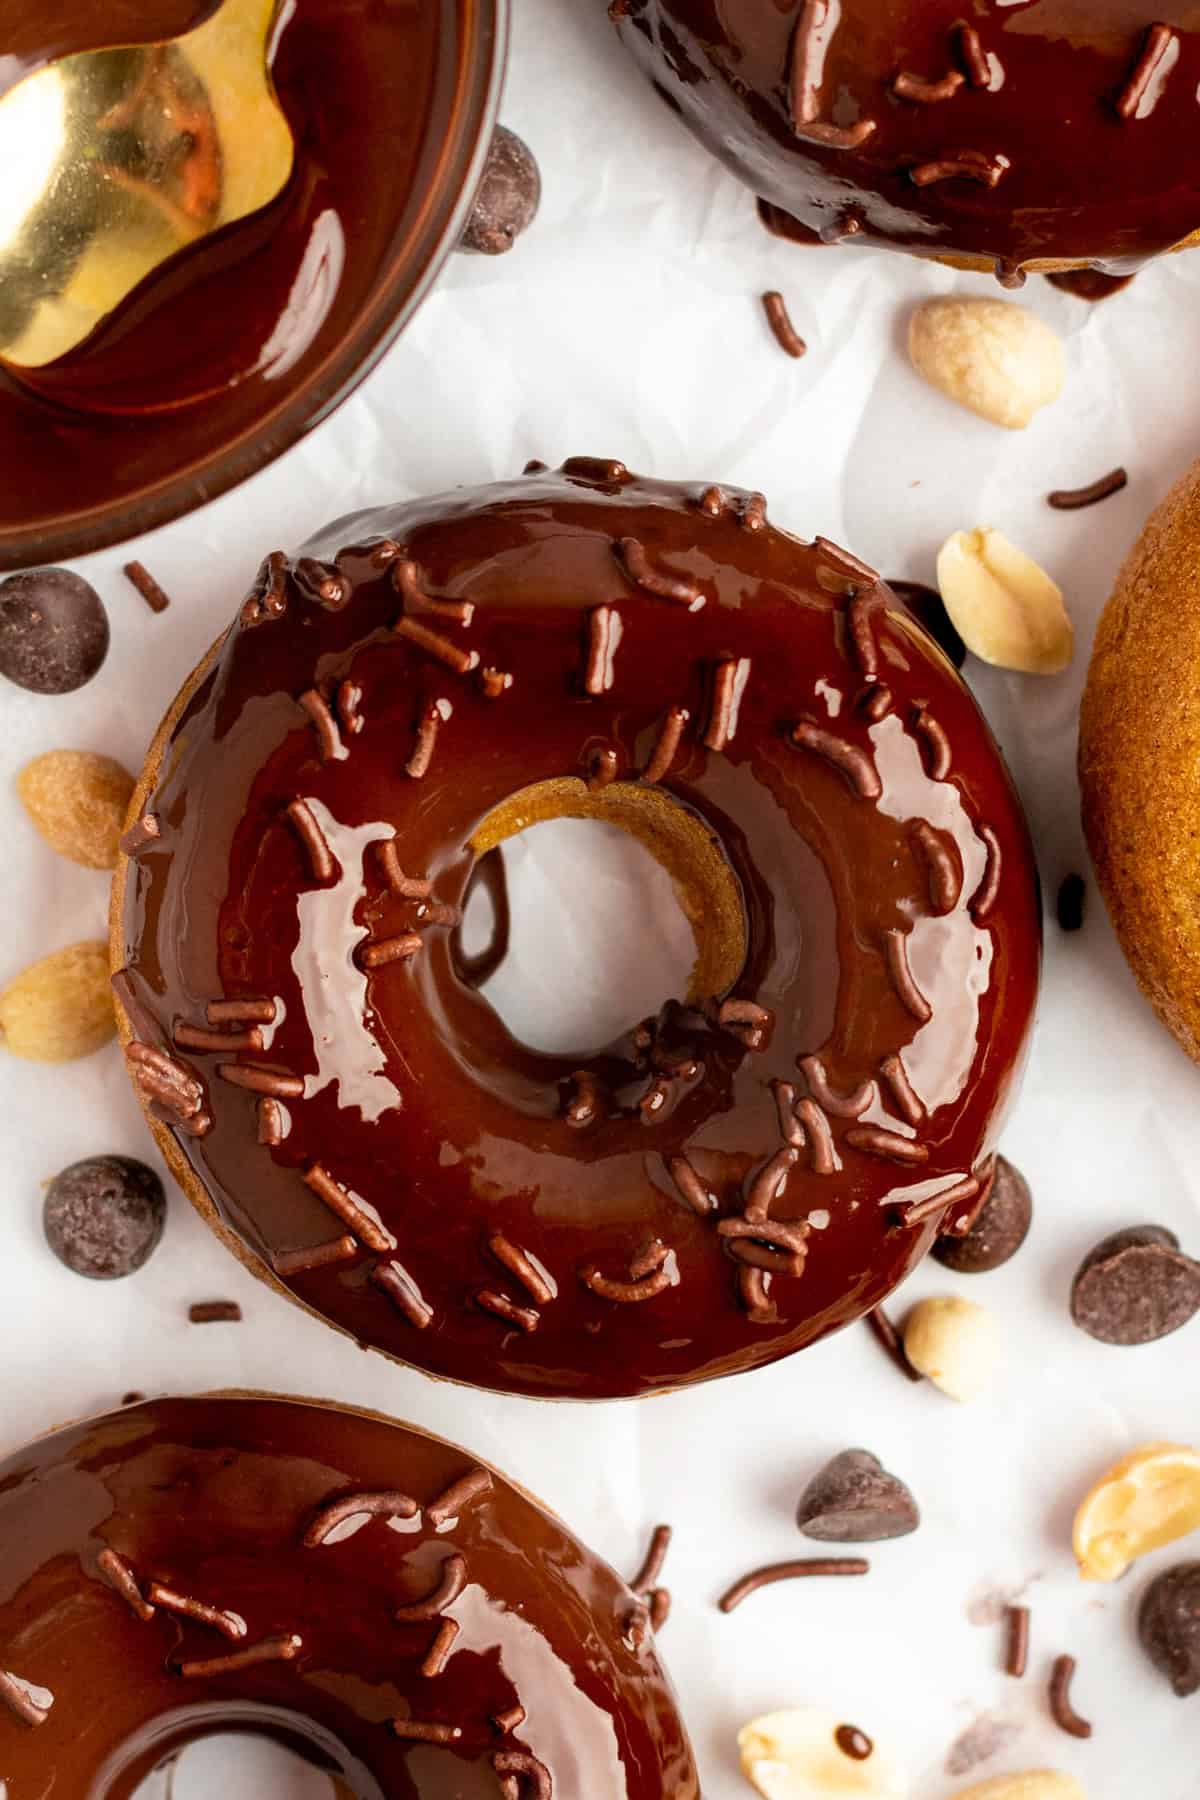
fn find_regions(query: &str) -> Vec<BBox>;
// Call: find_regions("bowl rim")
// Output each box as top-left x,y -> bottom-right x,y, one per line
1,0 -> 509,571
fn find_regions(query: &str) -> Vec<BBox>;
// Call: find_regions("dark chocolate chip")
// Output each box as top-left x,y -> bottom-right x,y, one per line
796,1448 -> 919,1543
0,569 -> 109,695
932,1154 -> 1032,1273
43,1156 -> 165,1280
1070,1225 -> 1200,1345
1056,873 -> 1086,932
461,126 -> 541,256
1139,1563 -> 1200,1697
888,579 -> 966,670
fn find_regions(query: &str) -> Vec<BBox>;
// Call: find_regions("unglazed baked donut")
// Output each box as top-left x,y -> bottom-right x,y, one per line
111,459 -> 1040,1400
0,1392 -> 697,1794
607,3 -> 1200,285
1081,454 -> 1200,1062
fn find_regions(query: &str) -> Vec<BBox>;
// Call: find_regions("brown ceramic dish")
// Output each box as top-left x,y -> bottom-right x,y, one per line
0,1390 -> 699,1794
0,0 -> 505,569
607,2 -> 1200,286
111,458 -> 1041,1401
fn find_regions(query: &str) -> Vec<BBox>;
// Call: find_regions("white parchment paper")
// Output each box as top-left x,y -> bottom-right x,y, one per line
3,1 -> 1200,1792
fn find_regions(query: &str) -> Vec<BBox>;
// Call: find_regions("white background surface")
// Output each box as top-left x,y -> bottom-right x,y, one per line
3,1 -> 1200,1793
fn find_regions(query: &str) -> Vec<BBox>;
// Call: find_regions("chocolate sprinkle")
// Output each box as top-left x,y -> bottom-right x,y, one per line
285,798 -> 336,882
762,290 -> 807,358
119,813 -> 161,856
791,720 -> 882,800
846,586 -> 884,680
391,1719 -> 462,1743
376,1260 -> 437,1332
98,1547 -> 154,1620
240,552 -> 289,627
123,560 -> 172,613
846,1124 -> 929,1166
395,1552 -> 468,1621
641,704 -> 690,782
178,1633 -> 301,1679
770,1079 -> 805,1148
257,1097 -> 285,1146
718,1557 -> 869,1613
406,701 -> 445,779
565,1069 -> 605,1129
218,1064 -> 304,1098
188,1300 -> 242,1323
361,933 -> 424,969
378,840 -> 433,899
913,821 -> 961,914
741,492 -> 767,531
958,24 -> 992,88
420,1616 -> 460,1678
493,1750 -> 553,1799
814,536 -> 879,586
475,1288 -> 540,1333
865,1305 -> 923,1382
739,1265 -> 776,1322
588,746 -> 619,789
480,666 -> 514,698
697,485 -> 724,516
175,1022 -> 264,1054
899,1175 -> 977,1228
305,1489 -> 419,1546
426,1467 -> 493,1528
878,1052 -> 924,1127
394,614 -> 480,676
744,1145 -> 800,1220
667,1153 -> 716,1216
293,556 -> 351,609
893,68 -> 964,104
582,1239 -> 674,1303
147,1582 -> 245,1640
969,825 -> 1002,921
631,1524 -> 672,1596
616,537 -> 704,608
584,604 -> 620,695
1048,468 -> 1128,510
1005,1604 -> 1030,1678
1048,1653 -> 1092,1739
304,1162 -> 394,1252
0,1670 -> 50,1728
337,680 -> 364,735
911,151 -> 1010,189
272,1236 -> 357,1276
1116,22 -> 1177,120
207,997 -> 276,1025
882,928 -> 932,1023
489,1232 -> 555,1303
796,1098 -> 835,1175
649,1588 -> 671,1631
799,1054 -> 873,1119
393,558 -> 474,627
493,1705 -> 528,1734
911,701 -> 952,780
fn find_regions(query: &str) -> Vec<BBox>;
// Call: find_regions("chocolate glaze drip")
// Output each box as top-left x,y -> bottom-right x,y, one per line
115,461 -> 1040,1400
612,3 -> 1200,282
1,0 -> 496,566
0,1395 -> 697,1793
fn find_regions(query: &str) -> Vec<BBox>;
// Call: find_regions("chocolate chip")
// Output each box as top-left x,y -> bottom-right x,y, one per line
1139,1563 -> 1200,1697
932,1154 -> 1032,1273
43,1156 -> 165,1279
0,569 -> 109,695
888,579 -> 966,669
1056,873 -> 1086,931
1070,1225 -> 1200,1345
796,1448 -> 920,1543
461,126 -> 541,256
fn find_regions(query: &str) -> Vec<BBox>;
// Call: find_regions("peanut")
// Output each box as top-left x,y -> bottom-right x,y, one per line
908,297 -> 1064,430
937,528 -> 1073,674
0,941 -> 115,1062
902,1295 -> 999,1402
17,749 -> 134,870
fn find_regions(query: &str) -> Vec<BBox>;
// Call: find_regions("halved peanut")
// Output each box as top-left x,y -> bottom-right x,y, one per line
902,1296 -> 999,1402
17,749 -> 134,870
737,1707 -> 907,1799
937,528 -> 1073,674
0,941 -> 115,1062
1073,1441 -> 1200,1581
908,297 -> 1064,430
949,1774 -> 1086,1800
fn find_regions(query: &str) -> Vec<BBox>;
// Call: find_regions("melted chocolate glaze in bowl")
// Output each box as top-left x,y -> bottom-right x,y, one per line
112,460 -> 1041,1400
0,0 -> 504,567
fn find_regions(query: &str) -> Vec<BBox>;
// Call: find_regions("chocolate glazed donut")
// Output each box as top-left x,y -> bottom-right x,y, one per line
0,1393 -> 697,1795
111,460 -> 1040,1400
607,2 -> 1200,284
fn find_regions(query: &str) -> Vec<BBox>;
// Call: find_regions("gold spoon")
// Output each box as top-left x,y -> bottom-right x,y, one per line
0,0 -> 294,369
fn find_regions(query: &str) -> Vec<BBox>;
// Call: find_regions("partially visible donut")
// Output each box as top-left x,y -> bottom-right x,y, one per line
0,1392 -> 698,1794
1081,455 -> 1200,1061
112,459 -> 1040,1400
607,3 -> 1200,285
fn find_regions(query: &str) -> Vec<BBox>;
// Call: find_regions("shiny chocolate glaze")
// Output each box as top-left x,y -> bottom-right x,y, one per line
115,461 -> 1041,1400
611,2 -> 1200,281
0,1394 -> 697,1796
1,0 -> 499,567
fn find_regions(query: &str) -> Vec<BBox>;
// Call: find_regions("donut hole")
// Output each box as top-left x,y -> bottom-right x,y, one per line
461,779 -> 746,1056
114,1708 -> 384,1800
